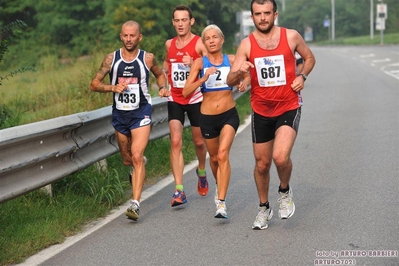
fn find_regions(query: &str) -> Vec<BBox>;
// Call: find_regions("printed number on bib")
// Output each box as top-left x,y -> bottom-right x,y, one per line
171,63 -> 190,88
254,55 -> 286,87
204,66 -> 230,90
115,84 -> 140,110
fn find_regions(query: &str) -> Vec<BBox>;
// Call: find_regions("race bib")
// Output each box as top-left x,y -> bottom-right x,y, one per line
254,55 -> 286,87
204,66 -> 230,90
171,63 -> 190,88
115,84 -> 140,110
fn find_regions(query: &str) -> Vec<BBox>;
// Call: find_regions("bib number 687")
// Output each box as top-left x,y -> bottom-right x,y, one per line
261,66 -> 280,79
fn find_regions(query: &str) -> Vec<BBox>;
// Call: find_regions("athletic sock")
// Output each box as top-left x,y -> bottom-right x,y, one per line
197,168 -> 206,177
278,185 -> 290,193
132,200 -> 140,207
176,184 -> 184,192
259,201 -> 269,209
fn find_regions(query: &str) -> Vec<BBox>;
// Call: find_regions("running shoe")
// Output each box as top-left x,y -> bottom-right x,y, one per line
129,156 -> 148,184
278,187 -> 295,219
196,167 -> 208,196
214,200 -> 228,219
252,206 -> 273,230
125,200 -> 140,221
170,189 -> 187,207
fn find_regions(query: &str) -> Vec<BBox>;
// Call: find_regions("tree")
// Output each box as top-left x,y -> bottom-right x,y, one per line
193,0 -> 249,51
33,0 -> 105,56
278,0 -> 399,41
1,0 -> 398,71
0,19 -> 35,86
0,1 -> 35,128
104,0 -> 204,62
0,19 -> 35,129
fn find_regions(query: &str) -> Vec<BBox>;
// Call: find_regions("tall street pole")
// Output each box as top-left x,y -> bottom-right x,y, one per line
370,0 -> 374,39
331,0 -> 335,42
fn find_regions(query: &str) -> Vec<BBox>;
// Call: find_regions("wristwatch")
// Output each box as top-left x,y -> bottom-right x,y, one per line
298,73 -> 307,81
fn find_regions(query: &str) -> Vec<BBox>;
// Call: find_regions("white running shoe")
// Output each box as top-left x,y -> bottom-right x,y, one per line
125,200 -> 140,221
252,206 -> 273,230
214,200 -> 228,219
278,187 -> 295,219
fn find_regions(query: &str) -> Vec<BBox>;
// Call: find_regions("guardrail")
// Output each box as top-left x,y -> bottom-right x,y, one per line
0,89 -> 244,204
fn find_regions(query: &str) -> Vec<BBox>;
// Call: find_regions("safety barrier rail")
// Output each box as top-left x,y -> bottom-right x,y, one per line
0,89 -> 244,204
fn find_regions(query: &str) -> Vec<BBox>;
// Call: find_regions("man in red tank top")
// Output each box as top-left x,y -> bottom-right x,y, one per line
227,0 -> 316,230
159,5 -> 209,207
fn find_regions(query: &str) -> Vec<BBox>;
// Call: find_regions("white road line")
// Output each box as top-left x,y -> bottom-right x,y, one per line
372,58 -> 391,63
360,53 -> 375,58
382,63 -> 399,81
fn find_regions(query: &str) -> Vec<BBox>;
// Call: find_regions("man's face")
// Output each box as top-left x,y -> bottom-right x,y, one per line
251,2 -> 277,34
172,10 -> 194,36
120,24 -> 142,52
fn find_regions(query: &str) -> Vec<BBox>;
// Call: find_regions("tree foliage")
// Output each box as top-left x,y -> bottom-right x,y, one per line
0,19 -> 35,85
0,0 -> 398,70
0,15 -> 35,128
277,0 -> 399,41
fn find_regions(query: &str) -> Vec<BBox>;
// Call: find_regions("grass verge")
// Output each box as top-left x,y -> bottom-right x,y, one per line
315,32 -> 399,45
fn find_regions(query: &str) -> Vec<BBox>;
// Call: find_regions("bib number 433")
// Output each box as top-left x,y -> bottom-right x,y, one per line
115,84 -> 140,110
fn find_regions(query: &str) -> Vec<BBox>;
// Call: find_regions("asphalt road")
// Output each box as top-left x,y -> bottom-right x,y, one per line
19,45 -> 399,266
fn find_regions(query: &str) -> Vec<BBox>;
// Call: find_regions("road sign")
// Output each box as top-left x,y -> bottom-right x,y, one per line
377,3 -> 388,19
323,19 -> 330,28
376,17 -> 385,31
241,11 -> 252,26
304,27 -> 314,42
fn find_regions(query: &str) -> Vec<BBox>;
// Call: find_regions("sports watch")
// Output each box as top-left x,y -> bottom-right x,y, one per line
298,73 -> 307,81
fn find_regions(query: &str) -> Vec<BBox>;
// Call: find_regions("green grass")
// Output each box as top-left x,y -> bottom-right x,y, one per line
0,163 -> 130,265
316,32 -> 399,45
0,53 -> 112,125
0,51 -> 163,126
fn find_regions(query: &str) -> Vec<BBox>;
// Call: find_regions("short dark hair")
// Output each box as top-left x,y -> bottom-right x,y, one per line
250,0 -> 277,14
173,5 -> 193,19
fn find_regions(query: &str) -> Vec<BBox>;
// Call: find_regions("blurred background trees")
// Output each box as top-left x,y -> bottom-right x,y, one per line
0,0 -> 397,71
0,0 -> 398,128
